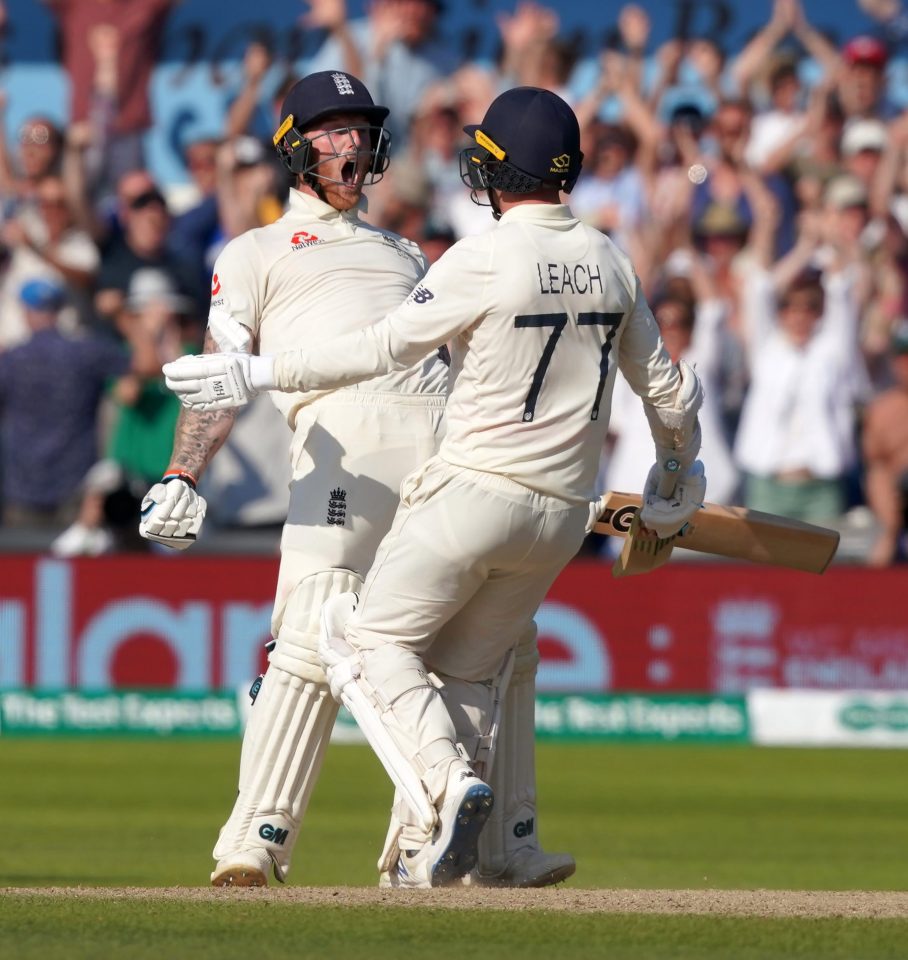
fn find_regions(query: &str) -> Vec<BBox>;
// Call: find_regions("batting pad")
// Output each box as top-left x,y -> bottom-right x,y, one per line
377,649 -> 515,875
438,648 -> 515,778
321,597 -> 447,835
272,569 -> 364,682
213,667 -> 337,880
213,568 -> 362,881
478,624 -> 540,872
341,674 -> 439,834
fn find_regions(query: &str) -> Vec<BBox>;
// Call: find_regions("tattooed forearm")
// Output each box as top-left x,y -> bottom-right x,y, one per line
168,406 -> 238,478
166,327 -> 244,477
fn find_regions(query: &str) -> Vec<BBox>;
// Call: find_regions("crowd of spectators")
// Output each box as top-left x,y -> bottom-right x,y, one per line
0,0 -> 907,566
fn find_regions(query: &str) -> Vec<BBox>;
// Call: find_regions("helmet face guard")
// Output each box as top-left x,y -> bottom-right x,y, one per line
459,128 -> 581,213
273,115 -> 391,186
459,147 -> 543,204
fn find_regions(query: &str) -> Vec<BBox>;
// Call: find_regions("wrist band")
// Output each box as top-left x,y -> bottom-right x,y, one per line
162,470 -> 198,489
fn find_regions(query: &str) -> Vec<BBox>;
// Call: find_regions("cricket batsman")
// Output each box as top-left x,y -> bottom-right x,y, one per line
164,86 -> 707,886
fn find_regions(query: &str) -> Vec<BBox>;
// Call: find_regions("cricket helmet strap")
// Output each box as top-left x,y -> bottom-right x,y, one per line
273,71 -> 391,182
460,86 -> 583,208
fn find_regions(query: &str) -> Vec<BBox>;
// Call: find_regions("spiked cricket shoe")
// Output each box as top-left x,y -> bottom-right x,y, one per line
211,848 -> 274,888
395,774 -> 494,888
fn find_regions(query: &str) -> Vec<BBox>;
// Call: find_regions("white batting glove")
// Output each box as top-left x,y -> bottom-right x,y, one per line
639,459 -> 706,539
139,474 -> 207,549
318,593 -> 361,702
163,353 -> 277,412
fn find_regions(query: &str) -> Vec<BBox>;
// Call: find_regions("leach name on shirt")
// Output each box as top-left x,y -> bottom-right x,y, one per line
536,262 -> 604,296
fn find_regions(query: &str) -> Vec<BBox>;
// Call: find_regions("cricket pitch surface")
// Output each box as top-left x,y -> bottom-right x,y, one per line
9,887 -> 908,918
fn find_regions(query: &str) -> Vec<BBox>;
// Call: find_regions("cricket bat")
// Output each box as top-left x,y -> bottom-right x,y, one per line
592,491 -> 840,578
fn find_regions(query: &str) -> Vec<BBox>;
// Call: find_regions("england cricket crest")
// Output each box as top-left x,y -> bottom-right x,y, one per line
327,488 -> 347,526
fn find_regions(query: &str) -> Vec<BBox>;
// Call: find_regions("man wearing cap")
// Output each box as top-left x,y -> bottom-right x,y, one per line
164,86 -> 706,886
839,35 -> 899,121
862,321 -> 908,566
841,118 -> 888,189
0,279 -> 154,528
140,72 -> 573,890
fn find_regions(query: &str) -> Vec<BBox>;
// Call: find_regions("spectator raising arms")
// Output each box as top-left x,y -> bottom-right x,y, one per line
41,0 -> 179,182
0,105 -> 63,209
0,174 -> 99,346
304,0 -> 457,152
734,214 -> 870,523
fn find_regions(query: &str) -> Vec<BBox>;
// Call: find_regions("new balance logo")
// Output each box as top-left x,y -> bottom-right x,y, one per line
513,817 -> 534,839
408,285 -> 434,305
332,73 -> 355,95
259,823 -> 289,845
327,487 -> 347,526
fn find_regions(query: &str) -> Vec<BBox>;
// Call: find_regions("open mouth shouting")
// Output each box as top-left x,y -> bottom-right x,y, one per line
341,159 -> 358,186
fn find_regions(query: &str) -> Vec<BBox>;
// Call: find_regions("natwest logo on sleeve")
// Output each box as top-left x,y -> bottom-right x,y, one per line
211,273 -> 221,296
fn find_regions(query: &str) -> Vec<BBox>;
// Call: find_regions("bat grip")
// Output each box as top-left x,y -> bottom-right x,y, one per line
656,458 -> 681,499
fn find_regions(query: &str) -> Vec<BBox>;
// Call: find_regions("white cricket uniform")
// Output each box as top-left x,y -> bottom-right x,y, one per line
209,188 -> 448,880
209,188 -> 447,652
274,203 -> 680,679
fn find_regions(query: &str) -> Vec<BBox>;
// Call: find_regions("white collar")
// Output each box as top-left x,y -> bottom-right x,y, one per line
498,203 -> 576,224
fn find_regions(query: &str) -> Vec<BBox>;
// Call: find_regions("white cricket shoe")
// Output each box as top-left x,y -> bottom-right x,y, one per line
469,846 -> 576,888
393,774 -> 494,888
211,848 -> 274,888
51,522 -> 115,558
381,844 -> 575,889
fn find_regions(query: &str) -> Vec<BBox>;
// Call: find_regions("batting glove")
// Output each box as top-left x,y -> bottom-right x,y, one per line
639,459 -> 706,539
139,473 -> 207,549
163,353 -> 276,412
318,593 -> 361,703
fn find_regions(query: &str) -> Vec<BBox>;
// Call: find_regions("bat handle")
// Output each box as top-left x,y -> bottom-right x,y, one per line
656,458 -> 681,499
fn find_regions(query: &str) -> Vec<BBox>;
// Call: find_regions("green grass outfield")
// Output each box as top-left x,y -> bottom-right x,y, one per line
1,739 -> 907,959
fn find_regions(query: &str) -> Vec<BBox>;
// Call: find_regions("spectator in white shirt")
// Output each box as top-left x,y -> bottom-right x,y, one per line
735,264 -> 868,522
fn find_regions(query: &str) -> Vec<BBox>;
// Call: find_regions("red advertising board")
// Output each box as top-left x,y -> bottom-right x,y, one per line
0,555 -> 906,693
539,563 -> 908,692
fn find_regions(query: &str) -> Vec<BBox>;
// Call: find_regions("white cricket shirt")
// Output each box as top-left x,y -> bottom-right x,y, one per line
208,188 -> 447,424
274,203 -> 681,502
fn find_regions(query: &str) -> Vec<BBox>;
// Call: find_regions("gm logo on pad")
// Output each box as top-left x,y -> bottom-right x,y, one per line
259,823 -> 289,845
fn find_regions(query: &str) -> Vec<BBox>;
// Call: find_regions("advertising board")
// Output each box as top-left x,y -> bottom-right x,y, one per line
2,556 -> 906,695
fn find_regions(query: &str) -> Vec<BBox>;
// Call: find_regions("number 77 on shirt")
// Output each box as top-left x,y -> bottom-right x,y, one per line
592,491 -> 840,577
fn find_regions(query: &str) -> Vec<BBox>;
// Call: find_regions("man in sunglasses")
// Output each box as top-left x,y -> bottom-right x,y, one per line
141,72 -> 573,890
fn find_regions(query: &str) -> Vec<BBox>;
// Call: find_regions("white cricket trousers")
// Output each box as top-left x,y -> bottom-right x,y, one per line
346,456 -> 591,681
271,391 -> 446,655
213,392 -> 445,878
